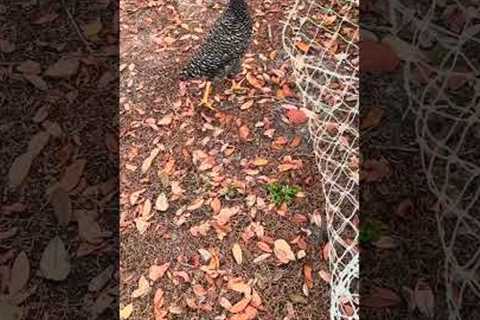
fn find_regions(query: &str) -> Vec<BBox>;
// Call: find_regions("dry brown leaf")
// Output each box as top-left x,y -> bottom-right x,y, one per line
303,264 -> 313,289
219,296 -> 233,310
173,271 -> 191,283
373,236 -> 400,249
120,303 -> 134,319
215,207 -> 239,225
27,131 -> 50,158
141,199 -> 153,220
89,265 -> 114,292
362,159 -> 391,182
361,107 -> 384,129
362,286 -> 401,308
246,73 -> 265,89
360,41 -> 400,73
318,270 -> 332,284
187,198 -> 204,211
273,239 -> 296,264
153,288 -> 167,319
414,280 -> 434,318
253,253 -> 271,263
8,153 -> 33,188
286,109 -> 308,125
229,295 -> 252,313
131,275 -> 151,298
227,278 -> 251,294
18,60 -> 41,74
155,193 -> 169,212
24,73 -> 48,91
50,186 -> 72,226
149,262 -> 170,282
141,148 -> 161,174
192,284 -> 207,297
40,236 -> 71,281
295,41 -> 311,54
83,19 -> 103,38
158,113 -> 173,126
9,251 -> 30,295
240,100 -> 254,110
232,243 -> 243,265
76,211 -> 104,244
257,241 -> 272,253
0,227 -> 18,241
210,197 -> 221,214
396,198 -> 414,218
60,159 -> 87,192
239,125 -> 251,141
44,57 -> 80,78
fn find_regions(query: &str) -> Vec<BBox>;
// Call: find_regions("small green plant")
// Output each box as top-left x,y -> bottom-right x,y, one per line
359,220 -> 384,244
265,182 -> 301,206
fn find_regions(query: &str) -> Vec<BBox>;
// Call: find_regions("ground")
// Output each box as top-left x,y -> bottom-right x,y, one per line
119,0 -> 329,320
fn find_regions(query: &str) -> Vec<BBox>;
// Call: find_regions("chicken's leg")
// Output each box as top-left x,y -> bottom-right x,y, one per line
199,81 -> 216,111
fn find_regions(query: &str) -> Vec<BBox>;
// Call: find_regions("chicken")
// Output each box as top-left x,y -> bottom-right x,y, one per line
179,0 -> 253,110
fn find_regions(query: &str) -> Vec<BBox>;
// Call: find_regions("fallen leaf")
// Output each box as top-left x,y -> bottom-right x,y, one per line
240,100 -> 254,110
273,239 -> 296,264
318,270 -> 331,284
155,193 -> 169,211
192,284 -> 207,297
89,265 -> 114,292
246,73 -> 265,89
149,263 -> 170,282
40,236 -> 71,281
414,280 -> 434,318
219,296 -> 233,310
120,303 -> 134,319
360,41 -> 400,73
210,198 -> 221,214
27,131 -> 50,157
362,286 -> 401,308
227,278 -> 251,294
303,264 -> 313,289
0,301 -> 21,320
187,198 -> 204,211
49,186 -> 72,226
0,227 -> 18,241
44,57 -> 80,78
373,236 -> 400,249
131,275 -> 151,298
8,153 -> 33,189
9,251 -> 30,295
141,148 -> 161,174
232,243 -> 243,265
295,41 -> 311,54
239,125 -> 251,141
59,159 -> 87,192
153,288 -> 167,319
75,210 -> 104,244
286,109 -> 308,125
229,296 -> 252,313
362,159 -> 391,182
253,253 -> 271,263
396,198 -> 414,217
382,35 -> 427,62
82,19 -> 103,38
141,199 -> 153,220
24,74 -> 48,91
257,241 -> 272,253
214,207 -> 239,225
158,114 -> 173,126
361,106 -> 384,129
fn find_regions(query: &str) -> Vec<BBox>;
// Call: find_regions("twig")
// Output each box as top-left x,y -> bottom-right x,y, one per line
61,0 -> 93,53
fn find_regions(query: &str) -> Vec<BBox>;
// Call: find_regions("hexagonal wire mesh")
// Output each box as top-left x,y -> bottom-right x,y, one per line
389,1 -> 480,318
282,0 -> 359,319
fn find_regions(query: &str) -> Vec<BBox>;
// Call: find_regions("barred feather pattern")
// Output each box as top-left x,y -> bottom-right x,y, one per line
180,0 -> 253,81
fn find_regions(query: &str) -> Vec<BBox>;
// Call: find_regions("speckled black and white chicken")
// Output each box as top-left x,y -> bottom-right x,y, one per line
179,0 -> 253,110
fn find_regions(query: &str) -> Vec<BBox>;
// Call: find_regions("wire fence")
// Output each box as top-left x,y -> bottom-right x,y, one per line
282,0 -> 359,319
390,1 -> 480,318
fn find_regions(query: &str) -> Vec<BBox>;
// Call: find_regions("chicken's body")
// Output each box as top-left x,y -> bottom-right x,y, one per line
179,0 -> 253,109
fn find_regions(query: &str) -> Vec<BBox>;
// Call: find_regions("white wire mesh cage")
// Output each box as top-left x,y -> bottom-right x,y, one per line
390,1 -> 480,318
282,0 -> 359,319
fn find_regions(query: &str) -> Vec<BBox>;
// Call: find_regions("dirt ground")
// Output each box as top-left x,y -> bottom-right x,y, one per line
119,0 -> 329,319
